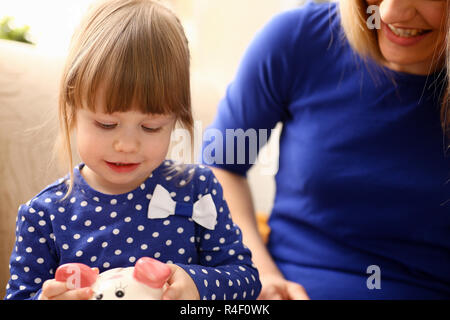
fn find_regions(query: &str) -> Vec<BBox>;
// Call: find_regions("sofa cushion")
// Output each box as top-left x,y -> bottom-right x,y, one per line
0,39 -> 66,298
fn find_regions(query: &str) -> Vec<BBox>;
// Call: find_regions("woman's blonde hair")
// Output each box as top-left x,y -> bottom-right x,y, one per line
339,0 -> 448,67
340,0 -> 449,144
57,0 -> 192,198
442,6 -> 450,145
339,0 -> 384,65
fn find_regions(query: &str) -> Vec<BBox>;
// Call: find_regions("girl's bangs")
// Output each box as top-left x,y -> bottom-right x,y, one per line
66,2 -> 190,118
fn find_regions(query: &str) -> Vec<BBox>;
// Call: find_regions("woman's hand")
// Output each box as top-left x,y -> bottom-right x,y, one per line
258,274 -> 309,300
39,279 -> 93,300
161,264 -> 200,300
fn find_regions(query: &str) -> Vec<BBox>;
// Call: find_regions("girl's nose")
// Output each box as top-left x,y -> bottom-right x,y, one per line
379,0 -> 416,25
113,132 -> 140,153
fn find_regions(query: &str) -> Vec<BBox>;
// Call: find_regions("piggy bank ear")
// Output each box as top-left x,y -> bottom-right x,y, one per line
133,257 -> 171,289
55,263 -> 98,289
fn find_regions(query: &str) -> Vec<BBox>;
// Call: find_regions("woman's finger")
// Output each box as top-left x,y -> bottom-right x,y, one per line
257,283 -> 284,300
285,281 -> 309,300
257,290 -> 283,300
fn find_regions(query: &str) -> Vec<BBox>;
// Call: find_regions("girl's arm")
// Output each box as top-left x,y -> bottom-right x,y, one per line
173,167 -> 261,300
211,167 -> 309,300
210,167 -> 280,277
4,202 -> 59,300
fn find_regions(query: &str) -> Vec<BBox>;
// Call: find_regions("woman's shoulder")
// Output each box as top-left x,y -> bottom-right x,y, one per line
245,1 -> 342,78
261,1 -> 340,43
278,0 -> 339,24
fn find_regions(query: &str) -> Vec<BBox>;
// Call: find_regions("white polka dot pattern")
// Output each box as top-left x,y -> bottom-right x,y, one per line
4,161 -> 261,300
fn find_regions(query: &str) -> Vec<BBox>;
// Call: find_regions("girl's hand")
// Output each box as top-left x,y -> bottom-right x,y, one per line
161,264 -> 200,300
257,274 -> 309,300
39,279 -> 93,300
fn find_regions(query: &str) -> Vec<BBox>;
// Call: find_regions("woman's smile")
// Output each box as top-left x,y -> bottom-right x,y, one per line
367,0 -> 447,75
382,21 -> 432,47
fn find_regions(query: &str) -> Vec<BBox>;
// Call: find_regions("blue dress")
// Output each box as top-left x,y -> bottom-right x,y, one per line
202,1 -> 450,299
4,160 -> 261,300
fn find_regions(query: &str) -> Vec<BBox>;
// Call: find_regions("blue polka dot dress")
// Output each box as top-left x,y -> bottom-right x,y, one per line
4,160 -> 261,300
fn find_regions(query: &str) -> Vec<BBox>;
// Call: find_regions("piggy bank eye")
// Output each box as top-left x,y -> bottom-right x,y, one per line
115,289 -> 125,298
95,293 -> 103,300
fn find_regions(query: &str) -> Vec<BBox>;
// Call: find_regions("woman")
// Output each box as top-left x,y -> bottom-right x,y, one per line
202,0 -> 450,299
443,7 -> 450,145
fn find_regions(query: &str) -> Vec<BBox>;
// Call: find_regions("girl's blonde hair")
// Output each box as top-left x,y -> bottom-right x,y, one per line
57,0 -> 192,198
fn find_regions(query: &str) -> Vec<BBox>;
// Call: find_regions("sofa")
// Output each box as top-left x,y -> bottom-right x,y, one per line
0,38 -> 274,298
0,39 -> 65,298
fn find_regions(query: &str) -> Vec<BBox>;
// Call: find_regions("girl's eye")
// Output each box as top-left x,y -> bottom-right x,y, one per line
142,126 -> 161,133
95,121 -> 117,129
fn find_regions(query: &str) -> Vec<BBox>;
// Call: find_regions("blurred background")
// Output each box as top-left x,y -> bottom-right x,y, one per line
0,0 -> 311,79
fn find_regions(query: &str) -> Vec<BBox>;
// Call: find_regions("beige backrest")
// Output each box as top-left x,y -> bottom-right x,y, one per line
0,39 -> 66,298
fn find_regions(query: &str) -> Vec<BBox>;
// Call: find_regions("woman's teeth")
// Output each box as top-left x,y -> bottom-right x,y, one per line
387,24 -> 430,38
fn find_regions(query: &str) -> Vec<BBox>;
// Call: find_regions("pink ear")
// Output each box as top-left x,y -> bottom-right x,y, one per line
55,263 -> 98,289
133,257 -> 171,289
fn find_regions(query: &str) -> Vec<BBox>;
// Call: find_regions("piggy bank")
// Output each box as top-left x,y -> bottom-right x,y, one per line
55,257 -> 171,300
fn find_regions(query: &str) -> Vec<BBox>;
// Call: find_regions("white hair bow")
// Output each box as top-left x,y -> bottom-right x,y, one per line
147,184 -> 218,230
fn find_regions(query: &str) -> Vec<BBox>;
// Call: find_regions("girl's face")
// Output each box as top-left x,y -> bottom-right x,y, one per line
75,98 -> 176,195
366,0 -> 447,75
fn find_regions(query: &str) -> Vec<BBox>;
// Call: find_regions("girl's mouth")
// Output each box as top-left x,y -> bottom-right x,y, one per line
105,161 -> 140,173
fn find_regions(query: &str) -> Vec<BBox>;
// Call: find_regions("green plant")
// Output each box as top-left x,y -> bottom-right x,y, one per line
0,16 -> 34,44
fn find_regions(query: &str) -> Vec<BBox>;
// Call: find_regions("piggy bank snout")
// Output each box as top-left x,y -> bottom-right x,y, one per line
91,258 -> 171,300
92,272 -> 165,300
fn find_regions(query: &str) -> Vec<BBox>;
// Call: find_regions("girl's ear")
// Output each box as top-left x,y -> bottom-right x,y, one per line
55,263 -> 98,289
133,257 -> 171,289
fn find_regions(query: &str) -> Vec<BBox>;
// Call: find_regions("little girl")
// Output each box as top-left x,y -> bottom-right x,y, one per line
4,0 -> 261,300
